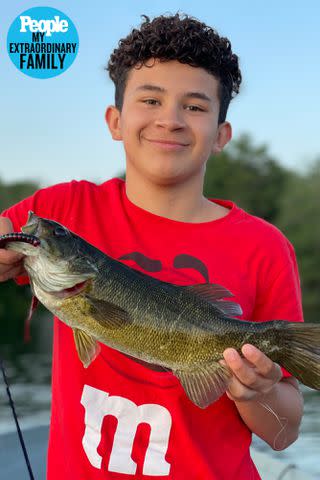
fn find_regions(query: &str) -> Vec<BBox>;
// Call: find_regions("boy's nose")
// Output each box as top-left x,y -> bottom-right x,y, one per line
154,106 -> 186,130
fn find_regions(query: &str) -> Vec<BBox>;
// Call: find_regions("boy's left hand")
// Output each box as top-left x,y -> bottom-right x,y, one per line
221,344 -> 283,402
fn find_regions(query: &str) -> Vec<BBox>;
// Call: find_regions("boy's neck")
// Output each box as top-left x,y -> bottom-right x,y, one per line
125,170 -> 229,223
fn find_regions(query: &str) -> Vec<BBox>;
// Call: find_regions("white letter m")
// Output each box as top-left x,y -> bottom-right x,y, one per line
81,385 -> 172,476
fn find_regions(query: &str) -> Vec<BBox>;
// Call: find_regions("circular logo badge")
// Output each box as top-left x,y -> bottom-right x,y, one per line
7,6 -> 79,79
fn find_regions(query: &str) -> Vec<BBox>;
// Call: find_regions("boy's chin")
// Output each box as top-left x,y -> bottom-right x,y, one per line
149,162 -> 205,187
127,160 -> 201,186
146,171 -> 194,187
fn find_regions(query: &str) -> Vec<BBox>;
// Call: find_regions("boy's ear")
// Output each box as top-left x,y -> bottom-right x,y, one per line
212,122 -> 232,154
105,106 -> 122,141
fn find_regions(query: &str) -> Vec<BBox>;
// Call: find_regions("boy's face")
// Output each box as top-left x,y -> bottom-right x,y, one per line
106,59 -> 231,186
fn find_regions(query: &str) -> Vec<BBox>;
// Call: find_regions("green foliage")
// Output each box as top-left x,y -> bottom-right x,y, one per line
276,161 -> 320,322
0,178 -> 38,212
0,178 -> 39,345
0,282 -> 31,346
204,134 -> 289,222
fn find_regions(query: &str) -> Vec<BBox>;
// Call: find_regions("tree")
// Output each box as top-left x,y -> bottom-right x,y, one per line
0,178 -> 38,211
0,178 -> 39,347
276,160 -> 320,322
204,134 -> 289,223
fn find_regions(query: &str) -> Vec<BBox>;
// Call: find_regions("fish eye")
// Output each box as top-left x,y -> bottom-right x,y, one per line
54,226 -> 68,237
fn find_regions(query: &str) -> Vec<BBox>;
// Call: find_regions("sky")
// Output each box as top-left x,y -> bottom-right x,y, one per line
1,0 -> 319,187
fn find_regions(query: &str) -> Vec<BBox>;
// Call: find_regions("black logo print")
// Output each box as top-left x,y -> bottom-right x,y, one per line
119,252 -> 209,282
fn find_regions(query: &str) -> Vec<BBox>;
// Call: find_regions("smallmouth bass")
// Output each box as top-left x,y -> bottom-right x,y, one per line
1,212 -> 320,409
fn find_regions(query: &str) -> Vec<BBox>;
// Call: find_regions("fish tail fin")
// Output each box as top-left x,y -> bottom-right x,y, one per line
277,322 -> 320,389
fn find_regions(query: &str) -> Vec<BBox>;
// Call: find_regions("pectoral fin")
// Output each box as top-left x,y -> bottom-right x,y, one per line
85,295 -> 133,328
175,363 -> 231,409
73,328 -> 101,368
24,295 -> 39,343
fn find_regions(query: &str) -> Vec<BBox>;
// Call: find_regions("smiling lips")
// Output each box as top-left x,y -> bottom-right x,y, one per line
144,137 -> 189,150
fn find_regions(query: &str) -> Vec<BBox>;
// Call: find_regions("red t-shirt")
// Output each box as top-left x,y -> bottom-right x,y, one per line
2,178 -> 303,479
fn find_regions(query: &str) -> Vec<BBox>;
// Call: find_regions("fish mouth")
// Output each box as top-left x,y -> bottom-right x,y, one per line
21,211 -> 40,236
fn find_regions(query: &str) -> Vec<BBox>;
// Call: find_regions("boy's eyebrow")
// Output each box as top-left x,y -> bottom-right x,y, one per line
135,84 -> 212,102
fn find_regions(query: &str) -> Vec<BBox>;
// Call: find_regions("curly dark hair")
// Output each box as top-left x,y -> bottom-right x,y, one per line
107,13 -> 242,124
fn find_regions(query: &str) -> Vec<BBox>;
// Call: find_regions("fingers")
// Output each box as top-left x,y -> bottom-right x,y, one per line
222,346 -> 283,402
0,216 -> 14,234
223,349 -> 252,384
0,263 -> 26,282
0,216 -> 26,280
241,344 -> 282,382
0,248 -> 24,264
222,349 -> 257,401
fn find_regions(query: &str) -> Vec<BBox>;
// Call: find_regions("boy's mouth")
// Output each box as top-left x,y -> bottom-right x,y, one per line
144,138 -> 189,150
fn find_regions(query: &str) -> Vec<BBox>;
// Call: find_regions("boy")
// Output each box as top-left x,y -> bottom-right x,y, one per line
0,13 -> 303,479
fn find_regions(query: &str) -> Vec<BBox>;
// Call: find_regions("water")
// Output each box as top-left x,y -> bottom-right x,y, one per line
0,352 -> 52,435
252,387 -> 320,477
1,351 -> 319,476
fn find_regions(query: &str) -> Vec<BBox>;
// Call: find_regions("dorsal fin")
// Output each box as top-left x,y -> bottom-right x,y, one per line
182,283 -> 243,317
184,283 -> 233,300
213,300 -> 243,317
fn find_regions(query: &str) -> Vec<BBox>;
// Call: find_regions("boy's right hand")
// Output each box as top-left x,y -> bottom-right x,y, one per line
0,216 -> 26,282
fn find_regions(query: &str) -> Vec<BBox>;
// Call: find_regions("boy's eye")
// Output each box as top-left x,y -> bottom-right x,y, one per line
141,100 -> 205,111
142,99 -> 160,105
186,105 -> 204,112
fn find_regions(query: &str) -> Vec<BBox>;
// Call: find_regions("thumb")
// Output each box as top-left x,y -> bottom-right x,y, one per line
0,216 -> 14,235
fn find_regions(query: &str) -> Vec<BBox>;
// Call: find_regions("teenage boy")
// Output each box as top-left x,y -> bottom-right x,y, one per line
0,14 -> 303,480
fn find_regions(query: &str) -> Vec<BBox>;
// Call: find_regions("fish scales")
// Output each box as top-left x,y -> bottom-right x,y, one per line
55,258 -> 266,367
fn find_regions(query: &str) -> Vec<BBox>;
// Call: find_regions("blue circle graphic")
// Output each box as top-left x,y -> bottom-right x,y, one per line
7,6 -> 79,79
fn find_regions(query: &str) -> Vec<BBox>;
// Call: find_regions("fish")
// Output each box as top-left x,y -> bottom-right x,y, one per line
1,211 -> 320,409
